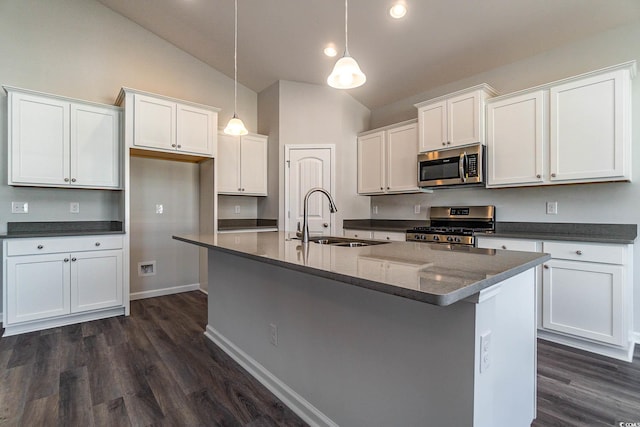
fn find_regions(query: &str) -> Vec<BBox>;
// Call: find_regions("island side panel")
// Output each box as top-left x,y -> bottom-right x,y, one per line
207,249 -> 480,427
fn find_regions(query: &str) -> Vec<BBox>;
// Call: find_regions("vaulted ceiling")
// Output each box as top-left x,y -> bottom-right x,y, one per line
97,0 -> 640,109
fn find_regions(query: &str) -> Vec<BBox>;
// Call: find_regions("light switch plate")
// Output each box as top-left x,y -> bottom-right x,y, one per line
546,201 -> 558,215
11,202 -> 28,214
155,204 -> 164,214
70,202 -> 80,214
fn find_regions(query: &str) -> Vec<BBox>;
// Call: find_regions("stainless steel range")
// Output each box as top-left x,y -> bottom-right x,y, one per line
406,206 -> 495,246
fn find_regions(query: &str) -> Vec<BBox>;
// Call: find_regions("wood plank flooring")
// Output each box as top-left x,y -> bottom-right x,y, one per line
1,291 -> 639,426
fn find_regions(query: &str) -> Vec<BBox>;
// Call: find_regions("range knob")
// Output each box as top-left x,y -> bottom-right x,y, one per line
420,235 -> 426,240
446,236 -> 454,242
454,237 -> 461,243
433,236 -> 439,241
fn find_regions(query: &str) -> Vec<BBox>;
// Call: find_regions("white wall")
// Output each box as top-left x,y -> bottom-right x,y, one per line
369,22 -> 640,333
258,81 -> 372,234
218,195 -> 258,219
0,0 -> 259,298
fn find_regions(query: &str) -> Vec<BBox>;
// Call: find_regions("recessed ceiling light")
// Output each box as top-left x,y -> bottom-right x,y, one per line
389,2 -> 407,19
324,46 -> 338,57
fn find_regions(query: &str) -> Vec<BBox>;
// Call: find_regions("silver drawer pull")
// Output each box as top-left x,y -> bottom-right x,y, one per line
95,242 -> 101,247
576,250 -> 583,255
37,245 -> 44,249
71,178 -> 76,183
64,258 -> 69,263
501,245 -> 507,250
543,265 -> 549,269
386,237 -> 390,240
71,257 -> 77,262
64,178 -> 70,182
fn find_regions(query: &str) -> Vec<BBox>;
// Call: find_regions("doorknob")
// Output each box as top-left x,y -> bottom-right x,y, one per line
323,223 -> 329,228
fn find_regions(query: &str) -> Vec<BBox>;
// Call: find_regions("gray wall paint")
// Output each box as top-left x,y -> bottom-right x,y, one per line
0,0 -> 260,298
129,157 -> 199,294
369,22 -> 640,333
258,81 -> 372,233
218,195 -> 258,219
257,82 -> 281,221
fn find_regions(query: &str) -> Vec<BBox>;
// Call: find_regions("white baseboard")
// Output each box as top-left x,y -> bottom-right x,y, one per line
130,283 -> 201,300
204,325 -> 338,427
633,331 -> 640,344
198,288 -> 208,295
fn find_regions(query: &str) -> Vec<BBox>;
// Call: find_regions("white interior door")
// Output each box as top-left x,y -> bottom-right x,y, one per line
285,146 -> 334,235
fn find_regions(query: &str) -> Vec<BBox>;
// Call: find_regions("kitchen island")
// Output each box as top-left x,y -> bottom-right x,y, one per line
174,232 -> 549,427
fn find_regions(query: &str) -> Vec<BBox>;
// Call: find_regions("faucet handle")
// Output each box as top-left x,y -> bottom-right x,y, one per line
296,221 -> 302,238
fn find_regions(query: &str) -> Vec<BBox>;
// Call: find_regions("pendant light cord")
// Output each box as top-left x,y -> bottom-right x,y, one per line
233,0 -> 238,116
344,0 -> 349,56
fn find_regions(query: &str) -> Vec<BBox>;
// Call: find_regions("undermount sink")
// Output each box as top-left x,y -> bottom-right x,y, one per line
307,236 -> 390,247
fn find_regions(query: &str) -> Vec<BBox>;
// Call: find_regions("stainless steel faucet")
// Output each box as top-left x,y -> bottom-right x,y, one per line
298,187 -> 338,243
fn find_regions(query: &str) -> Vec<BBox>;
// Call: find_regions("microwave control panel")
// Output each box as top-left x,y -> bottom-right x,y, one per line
467,154 -> 479,177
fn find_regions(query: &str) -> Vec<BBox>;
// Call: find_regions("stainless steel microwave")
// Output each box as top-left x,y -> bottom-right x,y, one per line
417,143 -> 485,188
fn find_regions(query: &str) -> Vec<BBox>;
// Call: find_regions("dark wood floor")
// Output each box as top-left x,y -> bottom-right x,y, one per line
0,292 -> 638,426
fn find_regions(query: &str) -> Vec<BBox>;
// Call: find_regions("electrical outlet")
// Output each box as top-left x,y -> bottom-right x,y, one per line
414,204 -> 421,214
372,205 -> 378,215
546,201 -> 558,215
269,323 -> 278,346
480,331 -> 491,373
11,202 -> 28,214
70,202 -> 80,214
234,205 -> 241,214
155,204 -> 163,214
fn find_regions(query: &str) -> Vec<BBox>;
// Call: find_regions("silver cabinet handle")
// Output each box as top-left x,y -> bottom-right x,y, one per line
64,258 -> 69,263
386,186 -> 390,190
447,141 -> 451,145
551,173 -> 557,178
536,174 -> 541,178
95,242 -> 101,247
64,178 -> 70,182
386,237 -> 391,240
543,265 -> 549,269
323,223 -> 329,228
37,245 -> 44,249
177,144 -> 182,148
380,187 -> 383,190
71,257 -> 77,262
501,245 -> 507,250
71,178 -> 77,183
442,142 -> 446,146
576,250 -> 583,255
238,188 -> 242,191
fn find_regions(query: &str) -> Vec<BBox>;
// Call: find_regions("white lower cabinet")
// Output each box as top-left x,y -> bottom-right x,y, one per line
372,231 -> 406,242
343,229 -> 373,239
3,235 -> 125,335
477,235 -> 634,361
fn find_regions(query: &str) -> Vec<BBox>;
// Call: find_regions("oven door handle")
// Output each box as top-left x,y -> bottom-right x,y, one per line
459,152 -> 467,182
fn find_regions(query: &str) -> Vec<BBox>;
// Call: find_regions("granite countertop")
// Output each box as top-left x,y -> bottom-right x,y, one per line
217,219 -> 278,233
0,221 -> 124,239
485,222 -> 637,244
173,231 -> 549,306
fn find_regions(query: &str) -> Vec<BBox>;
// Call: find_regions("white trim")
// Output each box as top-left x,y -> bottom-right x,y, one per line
537,330 -> 635,362
283,144 -> 336,233
633,331 -> 640,344
3,307 -> 125,337
130,283 -> 201,300
198,288 -> 208,296
204,325 -> 338,427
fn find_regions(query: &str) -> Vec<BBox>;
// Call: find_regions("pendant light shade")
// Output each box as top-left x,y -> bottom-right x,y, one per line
224,0 -> 249,136
327,0 -> 366,89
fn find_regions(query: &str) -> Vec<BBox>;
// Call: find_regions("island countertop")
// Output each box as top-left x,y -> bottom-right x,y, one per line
174,231 -> 549,306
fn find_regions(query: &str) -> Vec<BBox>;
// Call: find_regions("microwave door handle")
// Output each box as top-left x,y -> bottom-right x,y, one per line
459,152 -> 467,182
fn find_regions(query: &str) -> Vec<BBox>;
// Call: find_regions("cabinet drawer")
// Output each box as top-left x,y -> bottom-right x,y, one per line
476,237 -> 540,252
344,229 -> 373,239
542,241 -> 624,265
6,235 -> 123,256
372,231 -> 406,242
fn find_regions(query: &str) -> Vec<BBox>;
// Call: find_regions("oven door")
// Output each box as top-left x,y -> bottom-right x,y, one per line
418,144 -> 483,188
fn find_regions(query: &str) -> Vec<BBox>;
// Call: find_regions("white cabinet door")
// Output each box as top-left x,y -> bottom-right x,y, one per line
6,254 -> 71,323
447,91 -> 482,147
9,92 -> 70,186
71,104 -> 120,188
240,134 -> 268,195
542,259 -> 624,346
176,104 -> 214,156
357,132 -> 385,194
550,69 -> 630,182
486,91 -> 546,187
217,133 -> 241,193
134,94 -> 176,151
418,101 -> 447,152
386,123 -> 418,193
71,250 -> 123,313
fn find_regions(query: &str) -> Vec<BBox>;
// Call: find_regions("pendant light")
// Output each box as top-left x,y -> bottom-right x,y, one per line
327,0 -> 366,89
224,0 -> 248,135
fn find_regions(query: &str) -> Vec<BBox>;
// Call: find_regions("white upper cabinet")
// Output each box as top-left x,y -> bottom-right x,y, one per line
5,87 -> 121,189
358,120 -> 418,195
487,90 -> 546,187
549,68 -> 631,182
118,88 -> 220,158
487,62 -> 635,188
217,132 -> 268,196
415,85 -> 497,152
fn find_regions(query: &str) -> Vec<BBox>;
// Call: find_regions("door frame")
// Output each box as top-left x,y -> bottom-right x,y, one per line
284,144 -> 336,233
